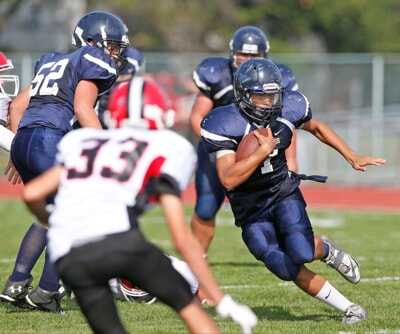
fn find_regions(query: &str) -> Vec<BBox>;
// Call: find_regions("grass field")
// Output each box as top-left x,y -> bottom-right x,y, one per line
0,199 -> 399,334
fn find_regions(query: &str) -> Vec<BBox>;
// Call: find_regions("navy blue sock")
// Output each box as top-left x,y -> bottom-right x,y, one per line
323,242 -> 330,259
38,250 -> 60,292
10,223 -> 46,282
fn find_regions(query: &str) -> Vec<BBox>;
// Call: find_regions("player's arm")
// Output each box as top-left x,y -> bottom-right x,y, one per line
215,129 -> 276,190
286,130 -> 298,173
22,165 -> 63,225
9,85 -> 30,133
159,191 -> 257,332
0,125 -> 14,152
302,118 -> 386,171
160,192 -> 224,304
74,80 -> 103,129
4,89 -> 30,184
189,92 -> 213,138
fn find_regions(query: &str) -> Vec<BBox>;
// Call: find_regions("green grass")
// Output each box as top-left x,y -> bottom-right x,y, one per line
0,199 -> 399,333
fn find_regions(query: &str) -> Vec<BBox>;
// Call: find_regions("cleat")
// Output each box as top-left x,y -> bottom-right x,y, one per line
0,276 -> 33,306
25,285 -> 66,314
342,304 -> 368,324
321,235 -> 361,284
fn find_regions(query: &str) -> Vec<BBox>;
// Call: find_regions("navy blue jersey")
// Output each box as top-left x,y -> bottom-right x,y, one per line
193,57 -> 298,108
200,90 -> 312,226
18,46 -> 118,133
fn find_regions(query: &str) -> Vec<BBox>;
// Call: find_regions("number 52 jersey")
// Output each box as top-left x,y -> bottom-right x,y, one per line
18,46 -> 117,133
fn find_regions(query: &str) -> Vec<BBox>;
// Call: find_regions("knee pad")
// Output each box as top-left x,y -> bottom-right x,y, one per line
195,194 -> 224,220
264,250 -> 300,281
285,231 -> 314,264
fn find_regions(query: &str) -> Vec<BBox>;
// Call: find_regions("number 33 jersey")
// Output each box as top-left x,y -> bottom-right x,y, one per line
48,127 -> 196,262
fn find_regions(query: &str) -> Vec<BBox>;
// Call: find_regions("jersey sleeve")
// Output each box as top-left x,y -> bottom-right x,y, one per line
159,131 -> 197,192
281,90 -> 312,128
0,94 -> 11,126
135,130 -> 196,211
277,63 -> 299,91
78,47 -> 118,96
200,104 -> 248,154
192,57 -> 233,104
0,125 -> 14,152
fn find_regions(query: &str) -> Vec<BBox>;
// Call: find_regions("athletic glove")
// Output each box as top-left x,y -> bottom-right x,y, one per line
216,294 -> 258,334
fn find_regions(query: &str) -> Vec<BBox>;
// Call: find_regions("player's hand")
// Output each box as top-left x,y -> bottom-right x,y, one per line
216,294 -> 258,334
4,159 -> 22,185
253,127 -> 276,157
350,154 -> 386,171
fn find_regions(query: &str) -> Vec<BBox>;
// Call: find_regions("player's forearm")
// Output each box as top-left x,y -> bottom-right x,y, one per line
317,127 -> 357,164
161,194 -> 224,305
307,119 -> 357,166
175,234 -> 224,306
75,109 -> 103,129
9,86 -> 30,133
24,199 -> 50,226
0,125 -> 15,152
216,149 -> 271,190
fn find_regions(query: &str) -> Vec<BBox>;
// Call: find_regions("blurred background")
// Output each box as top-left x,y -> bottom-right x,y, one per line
1,0 -> 399,187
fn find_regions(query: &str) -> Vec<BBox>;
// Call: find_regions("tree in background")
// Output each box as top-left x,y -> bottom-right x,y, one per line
1,0 -> 400,53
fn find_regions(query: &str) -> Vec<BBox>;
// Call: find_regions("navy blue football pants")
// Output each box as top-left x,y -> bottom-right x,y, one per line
241,193 -> 315,281
194,142 -> 226,220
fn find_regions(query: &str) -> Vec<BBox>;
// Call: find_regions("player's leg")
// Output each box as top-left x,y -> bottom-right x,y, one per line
58,259 -> 125,333
56,241 -> 128,334
241,220 -> 301,281
119,231 -> 220,333
1,127 -> 65,310
275,189 -> 361,283
24,248 -> 66,313
294,265 -> 367,324
241,197 -> 367,324
191,145 -> 225,253
319,235 -> 360,283
273,194 -> 366,323
0,222 -> 46,305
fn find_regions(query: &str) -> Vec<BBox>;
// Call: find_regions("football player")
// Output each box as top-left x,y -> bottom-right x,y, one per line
21,75 -> 258,334
201,58 -> 386,324
0,51 -> 19,153
190,26 -> 299,255
0,11 -> 129,314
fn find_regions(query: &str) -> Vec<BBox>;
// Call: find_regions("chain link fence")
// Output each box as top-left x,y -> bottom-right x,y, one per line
2,52 -> 400,187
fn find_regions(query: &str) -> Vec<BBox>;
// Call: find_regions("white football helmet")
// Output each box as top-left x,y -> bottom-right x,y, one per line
0,51 -> 19,97
108,254 -> 199,304
111,278 -> 157,304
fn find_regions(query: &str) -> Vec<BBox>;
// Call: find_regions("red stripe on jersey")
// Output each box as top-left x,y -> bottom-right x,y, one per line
140,156 -> 166,204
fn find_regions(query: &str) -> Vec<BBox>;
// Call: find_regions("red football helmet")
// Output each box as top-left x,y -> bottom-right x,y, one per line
106,76 -> 175,129
0,51 -> 19,97
117,278 -> 157,304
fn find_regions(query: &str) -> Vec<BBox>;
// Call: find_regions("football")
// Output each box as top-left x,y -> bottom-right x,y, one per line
236,128 -> 269,161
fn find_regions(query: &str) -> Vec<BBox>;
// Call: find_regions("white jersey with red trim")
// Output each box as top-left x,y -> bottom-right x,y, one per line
0,92 -> 11,125
48,127 -> 196,263
0,92 -> 13,152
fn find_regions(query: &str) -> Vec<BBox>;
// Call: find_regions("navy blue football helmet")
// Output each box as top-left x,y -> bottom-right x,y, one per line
118,47 -> 144,76
229,26 -> 270,68
234,58 -> 283,126
72,11 -> 130,63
